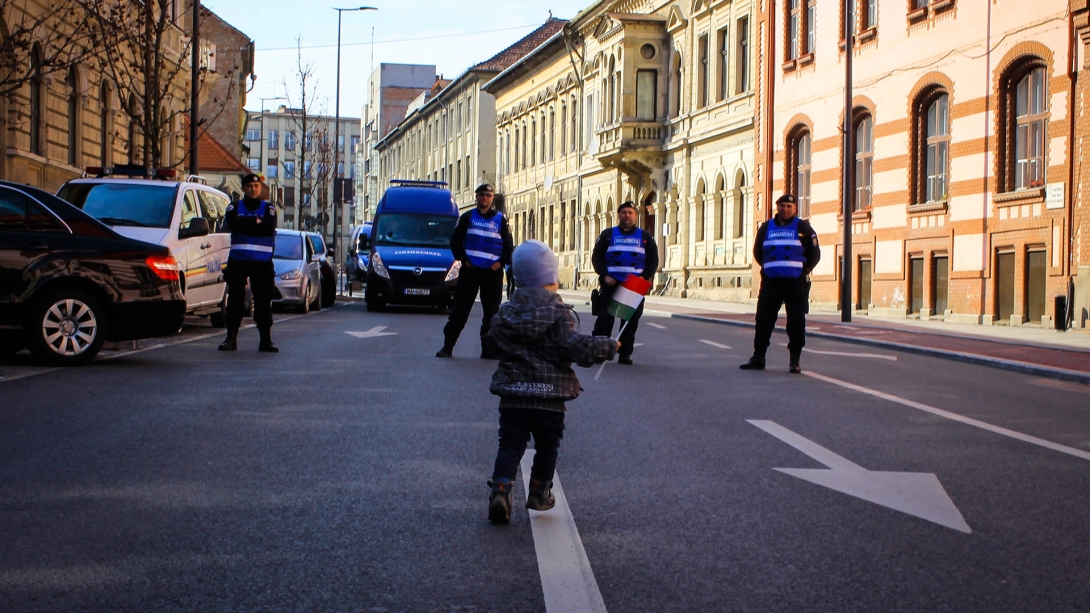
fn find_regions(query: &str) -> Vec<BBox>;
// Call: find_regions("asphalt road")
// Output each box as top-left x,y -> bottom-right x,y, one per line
1,298 -> 1088,612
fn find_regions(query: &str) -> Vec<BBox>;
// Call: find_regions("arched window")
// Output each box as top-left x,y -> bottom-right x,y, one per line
733,172 -> 747,239
671,53 -> 683,117
607,56 -> 616,120
540,112 -> 546,163
913,89 -> 950,203
530,117 -> 536,166
570,98 -> 578,152
854,113 -> 874,211
127,95 -> 140,165
787,127 -> 812,217
505,129 -> 511,174
514,126 -> 520,171
998,59 -> 1048,192
694,179 -> 706,242
30,45 -> 44,156
714,175 -> 726,240
100,82 -> 113,166
549,109 -> 555,161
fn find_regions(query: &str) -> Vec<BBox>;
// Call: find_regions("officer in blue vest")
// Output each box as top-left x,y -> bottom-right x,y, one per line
219,173 -> 279,353
437,183 -> 513,358
591,201 -> 659,365
740,193 -> 820,373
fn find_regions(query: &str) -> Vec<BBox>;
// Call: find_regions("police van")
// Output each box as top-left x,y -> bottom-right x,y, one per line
57,167 -> 236,326
365,180 -> 460,312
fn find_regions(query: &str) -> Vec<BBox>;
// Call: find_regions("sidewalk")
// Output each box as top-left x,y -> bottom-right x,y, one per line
559,290 -> 1090,385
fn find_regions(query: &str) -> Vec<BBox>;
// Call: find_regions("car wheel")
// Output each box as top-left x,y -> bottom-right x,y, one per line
209,291 -> 228,327
26,289 -> 107,366
296,284 -> 311,314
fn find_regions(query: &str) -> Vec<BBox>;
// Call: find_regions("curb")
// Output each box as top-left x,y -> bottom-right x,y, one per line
671,313 -> 1090,386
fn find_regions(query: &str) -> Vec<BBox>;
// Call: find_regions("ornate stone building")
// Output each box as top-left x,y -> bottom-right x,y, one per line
485,0 -> 757,297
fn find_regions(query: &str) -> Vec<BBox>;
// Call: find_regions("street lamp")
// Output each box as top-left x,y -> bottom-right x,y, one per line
259,96 -> 287,220
334,6 -> 377,266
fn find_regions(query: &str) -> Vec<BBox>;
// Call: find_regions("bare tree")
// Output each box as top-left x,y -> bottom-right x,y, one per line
0,0 -> 99,98
283,39 -> 335,234
80,0 -> 237,169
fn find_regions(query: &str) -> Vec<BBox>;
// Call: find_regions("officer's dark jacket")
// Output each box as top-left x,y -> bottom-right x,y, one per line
753,216 -> 820,276
450,207 -> 513,266
591,226 -> 659,282
225,197 -> 277,240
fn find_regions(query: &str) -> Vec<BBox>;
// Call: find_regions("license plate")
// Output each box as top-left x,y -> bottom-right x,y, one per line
404,288 -> 430,295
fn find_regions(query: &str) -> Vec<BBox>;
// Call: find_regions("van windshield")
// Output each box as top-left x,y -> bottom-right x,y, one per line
373,214 -> 456,248
57,183 -> 177,229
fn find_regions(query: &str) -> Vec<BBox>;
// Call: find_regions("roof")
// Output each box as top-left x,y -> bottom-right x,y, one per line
183,116 -> 249,173
472,17 -> 567,72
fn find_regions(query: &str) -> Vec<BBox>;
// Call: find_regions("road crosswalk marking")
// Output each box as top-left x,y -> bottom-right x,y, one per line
777,343 -> 896,360
699,339 -> 731,350
520,450 -> 608,613
645,322 -> 667,329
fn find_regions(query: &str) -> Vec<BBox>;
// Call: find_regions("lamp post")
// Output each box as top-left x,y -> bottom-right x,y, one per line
259,95 -> 287,220
334,6 -> 377,266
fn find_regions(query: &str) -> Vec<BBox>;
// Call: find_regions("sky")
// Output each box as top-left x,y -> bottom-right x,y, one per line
204,0 -> 594,118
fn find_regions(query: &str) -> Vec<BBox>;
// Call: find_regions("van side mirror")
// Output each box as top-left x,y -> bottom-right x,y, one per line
326,247 -> 335,258
359,236 -> 370,250
179,217 -> 210,239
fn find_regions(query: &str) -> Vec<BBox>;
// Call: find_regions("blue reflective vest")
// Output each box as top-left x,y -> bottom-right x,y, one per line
463,209 -> 504,268
228,200 -> 275,262
605,227 -> 646,282
761,217 -> 805,278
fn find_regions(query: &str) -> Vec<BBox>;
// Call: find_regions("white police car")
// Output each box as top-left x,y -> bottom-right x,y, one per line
57,166 -> 236,326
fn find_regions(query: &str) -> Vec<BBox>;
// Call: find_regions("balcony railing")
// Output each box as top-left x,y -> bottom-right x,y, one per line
594,120 -> 666,158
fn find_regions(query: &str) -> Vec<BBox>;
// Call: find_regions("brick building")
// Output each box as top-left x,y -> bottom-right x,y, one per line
755,0 -> 1081,327
194,6 -> 255,163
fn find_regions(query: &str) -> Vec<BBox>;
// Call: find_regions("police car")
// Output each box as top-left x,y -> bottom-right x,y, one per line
57,166 -> 236,326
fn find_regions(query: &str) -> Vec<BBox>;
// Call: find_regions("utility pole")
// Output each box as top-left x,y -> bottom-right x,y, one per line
840,0 -> 854,323
190,0 -> 200,176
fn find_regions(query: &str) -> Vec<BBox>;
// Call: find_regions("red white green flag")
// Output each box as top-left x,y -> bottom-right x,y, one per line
607,275 -> 652,320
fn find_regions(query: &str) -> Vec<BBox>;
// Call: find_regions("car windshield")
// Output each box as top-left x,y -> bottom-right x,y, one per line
373,214 -> 456,247
273,233 -> 303,260
57,183 -> 177,228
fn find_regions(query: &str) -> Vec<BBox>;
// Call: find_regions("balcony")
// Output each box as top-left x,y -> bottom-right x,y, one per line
593,119 -> 666,174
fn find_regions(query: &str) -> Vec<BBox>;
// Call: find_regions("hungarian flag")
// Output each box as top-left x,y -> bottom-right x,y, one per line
607,275 -> 652,320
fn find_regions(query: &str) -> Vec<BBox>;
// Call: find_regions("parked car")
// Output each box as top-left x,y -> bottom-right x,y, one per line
306,232 -> 337,308
56,167 -> 236,326
272,230 -> 322,314
345,222 -> 372,286
0,180 -> 186,366
365,181 -> 460,312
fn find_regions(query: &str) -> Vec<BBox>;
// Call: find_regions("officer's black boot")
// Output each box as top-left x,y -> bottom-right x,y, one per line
487,478 -> 514,524
789,351 -> 802,374
218,327 -> 238,351
258,328 -> 279,353
739,351 -> 766,370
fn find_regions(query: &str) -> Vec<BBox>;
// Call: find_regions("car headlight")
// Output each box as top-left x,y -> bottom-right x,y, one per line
357,254 -> 368,268
279,270 -> 302,281
444,260 -> 461,282
371,251 -> 389,279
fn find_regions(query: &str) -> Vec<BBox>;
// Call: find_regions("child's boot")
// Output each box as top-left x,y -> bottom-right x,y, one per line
487,478 -> 514,524
526,478 -> 555,511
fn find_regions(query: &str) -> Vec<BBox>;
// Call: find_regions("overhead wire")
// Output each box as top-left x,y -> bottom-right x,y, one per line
256,23 -> 540,52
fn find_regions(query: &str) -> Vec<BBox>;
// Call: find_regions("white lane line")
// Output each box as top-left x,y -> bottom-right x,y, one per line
699,339 -> 732,350
645,322 -> 667,329
778,343 -> 896,361
520,450 -> 608,613
804,371 -> 1090,463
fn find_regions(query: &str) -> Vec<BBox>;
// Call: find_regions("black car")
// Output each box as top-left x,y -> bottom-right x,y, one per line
306,232 -> 337,308
0,180 -> 187,365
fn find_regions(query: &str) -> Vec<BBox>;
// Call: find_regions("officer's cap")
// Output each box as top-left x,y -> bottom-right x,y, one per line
241,173 -> 263,186
776,194 -> 797,205
617,201 -> 637,212
475,183 -> 494,194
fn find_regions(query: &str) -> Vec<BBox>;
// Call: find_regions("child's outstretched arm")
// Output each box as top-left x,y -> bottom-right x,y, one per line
553,311 -> 618,367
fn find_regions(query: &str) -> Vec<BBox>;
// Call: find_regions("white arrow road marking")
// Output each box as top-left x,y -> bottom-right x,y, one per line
699,339 -> 732,350
520,450 -> 608,613
646,322 -> 667,329
748,420 -> 972,533
634,343 -> 644,347
833,325 -> 887,335
345,326 -> 398,339
804,371 -> 1090,463
777,343 -> 896,360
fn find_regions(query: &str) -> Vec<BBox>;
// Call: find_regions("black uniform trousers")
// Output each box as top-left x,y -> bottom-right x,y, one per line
442,265 -> 504,350
225,258 -> 275,332
492,407 -> 566,483
592,282 -> 644,357
753,275 -> 808,358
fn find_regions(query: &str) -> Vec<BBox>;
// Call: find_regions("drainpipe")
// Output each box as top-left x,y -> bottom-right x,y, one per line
1066,4 -> 1079,330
